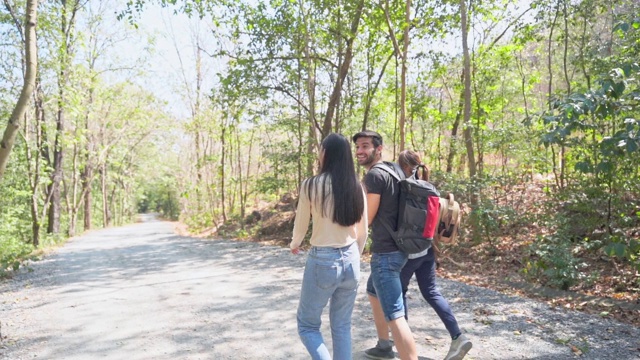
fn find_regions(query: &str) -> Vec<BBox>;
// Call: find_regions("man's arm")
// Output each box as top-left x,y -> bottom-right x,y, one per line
355,187 -> 369,254
366,193 -> 381,226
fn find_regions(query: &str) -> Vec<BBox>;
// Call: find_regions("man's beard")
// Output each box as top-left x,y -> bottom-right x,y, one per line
359,151 -> 376,167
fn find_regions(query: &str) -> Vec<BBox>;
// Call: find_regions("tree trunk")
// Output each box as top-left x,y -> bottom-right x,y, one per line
192,38 -> 204,211
562,0 -> 571,94
82,88 -> 93,231
472,63 -> 484,177
83,164 -> 92,230
362,52 -> 393,131
235,127 -> 244,226
296,57 -> 304,187
446,71 -> 465,174
101,163 -> 111,227
48,0 -> 80,234
399,0 -> 410,151
298,0 -> 320,167
560,0 -> 570,189
460,0 -> 477,180
546,2 -> 561,189
47,89 -> 65,234
322,0 -> 365,137
241,129 -> 255,225
0,0 -> 38,180
220,124 -> 227,222
66,140 -> 80,237
578,15 -> 591,90
383,0 -> 411,151
27,82 -> 47,247
547,3 -> 558,108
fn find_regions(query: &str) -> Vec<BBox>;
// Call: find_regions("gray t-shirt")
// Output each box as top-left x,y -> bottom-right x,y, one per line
364,162 -> 402,253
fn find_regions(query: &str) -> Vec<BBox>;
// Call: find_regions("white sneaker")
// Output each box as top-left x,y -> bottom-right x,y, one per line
444,334 -> 472,360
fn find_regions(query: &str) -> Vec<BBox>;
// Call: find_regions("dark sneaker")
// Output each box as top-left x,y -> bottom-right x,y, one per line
444,334 -> 472,360
364,344 -> 395,359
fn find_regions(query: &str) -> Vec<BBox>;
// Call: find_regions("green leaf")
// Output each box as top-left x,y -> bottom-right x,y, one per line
596,161 -> 614,173
542,115 -> 557,125
612,81 -> 626,98
541,133 -> 556,144
574,161 -> 592,173
605,243 -> 627,258
615,243 -> 627,258
613,22 -> 629,33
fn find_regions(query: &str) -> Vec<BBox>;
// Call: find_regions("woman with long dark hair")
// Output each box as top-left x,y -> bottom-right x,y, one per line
398,150 -> 472,360
291,133 -> 368,360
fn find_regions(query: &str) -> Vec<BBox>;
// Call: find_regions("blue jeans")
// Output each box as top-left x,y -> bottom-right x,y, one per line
400,247 -> 461,338
366,251 -> 407,322
297,242 -> 360,360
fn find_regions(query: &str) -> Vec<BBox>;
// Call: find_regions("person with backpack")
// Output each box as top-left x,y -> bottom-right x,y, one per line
398,150 -> 472,360
290,133 -> 368,360
352,130 -> 418,360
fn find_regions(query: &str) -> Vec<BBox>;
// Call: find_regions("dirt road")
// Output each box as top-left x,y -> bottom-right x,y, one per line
1,216 -> 638,359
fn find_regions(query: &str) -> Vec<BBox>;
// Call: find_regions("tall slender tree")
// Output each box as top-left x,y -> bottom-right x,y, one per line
46,0 -> 82,234
0,0 -> 38,181
460,0 -> 476,181
382,0 -> 411,151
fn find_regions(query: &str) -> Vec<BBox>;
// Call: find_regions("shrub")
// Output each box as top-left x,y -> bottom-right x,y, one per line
0,236 -> 34,277
522,233 -> 587,290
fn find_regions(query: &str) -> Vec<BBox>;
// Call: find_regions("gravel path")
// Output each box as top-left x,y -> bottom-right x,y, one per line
1,216 -> 639,359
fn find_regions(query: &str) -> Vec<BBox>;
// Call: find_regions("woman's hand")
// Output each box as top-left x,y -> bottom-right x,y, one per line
291,247 -> 301,255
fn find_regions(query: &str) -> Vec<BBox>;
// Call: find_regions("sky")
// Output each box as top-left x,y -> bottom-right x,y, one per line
104,2 -> 223,119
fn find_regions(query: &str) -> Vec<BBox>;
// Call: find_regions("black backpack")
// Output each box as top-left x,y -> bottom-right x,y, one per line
373,162 -> 440,254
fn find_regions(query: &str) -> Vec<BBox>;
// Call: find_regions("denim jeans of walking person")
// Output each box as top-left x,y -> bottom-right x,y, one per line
366,251 -> 408,321
297,242 -> 360,360
400,247 -> 461,338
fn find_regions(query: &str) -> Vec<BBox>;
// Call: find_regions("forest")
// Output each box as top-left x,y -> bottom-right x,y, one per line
1,0 -> 638,316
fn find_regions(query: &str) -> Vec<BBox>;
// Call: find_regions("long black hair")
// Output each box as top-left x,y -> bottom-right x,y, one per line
305,133 -> 365,226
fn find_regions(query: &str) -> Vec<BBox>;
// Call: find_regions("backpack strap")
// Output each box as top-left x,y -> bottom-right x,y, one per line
371,162 -> 403,182
448,194 -> 460,224
439,193 -> 460,240
441,193 -> 456,226
369,162 -> 402,240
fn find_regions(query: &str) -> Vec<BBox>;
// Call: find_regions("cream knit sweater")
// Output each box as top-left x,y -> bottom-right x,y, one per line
290,176 -> 368,253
